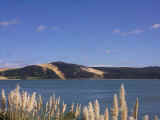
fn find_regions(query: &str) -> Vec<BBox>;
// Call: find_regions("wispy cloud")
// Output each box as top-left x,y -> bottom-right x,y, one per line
91,64 -> 113,67
0,63 -> 21,68
37,25 -> 47,32
112,29 -> 120,33
113,24 -> 160,36
106,50 -> 111,54
123,29 -> 144,35
113,28 -> 144,36
37,25 -> 61,32
0,19 -> 18,27
0,60 -> 28,68
151,24 -> 160,29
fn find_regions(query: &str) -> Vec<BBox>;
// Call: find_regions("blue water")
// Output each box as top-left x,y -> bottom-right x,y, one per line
0,79 -> 160,118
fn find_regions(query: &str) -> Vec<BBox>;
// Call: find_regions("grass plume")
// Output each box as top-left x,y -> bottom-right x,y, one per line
0,84 -> 158,120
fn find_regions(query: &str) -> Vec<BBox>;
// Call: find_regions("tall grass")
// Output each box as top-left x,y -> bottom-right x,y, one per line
0,84 -> 158,120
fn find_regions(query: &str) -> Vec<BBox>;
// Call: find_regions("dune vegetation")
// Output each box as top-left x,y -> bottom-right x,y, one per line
0,84 -> 158,120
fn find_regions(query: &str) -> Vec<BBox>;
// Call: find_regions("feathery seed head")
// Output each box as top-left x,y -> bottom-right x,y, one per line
129,116 -> 135,120
83,106 -> 89,120
120,84 -> 126,109
88,102 -> 95,120
111,94 -> 119,117
144,115 -> 149,120
154,115 -> 159,120
94,99 -> 100,120
104,106 -> 109,120
133,97 -> 139,120
1,89 -> 6,112
62,104 -> 67,113
70,103 -> 74,113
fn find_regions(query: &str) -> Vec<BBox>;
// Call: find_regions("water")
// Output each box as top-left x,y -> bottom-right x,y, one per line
0,79 -> 160,118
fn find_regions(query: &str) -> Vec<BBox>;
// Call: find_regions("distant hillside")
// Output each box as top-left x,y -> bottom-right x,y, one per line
93,66 -> 160,79
0,61 -> 104,80
0,62 -> 160,80
0,76 -> 8,80
0,68 -> 14,72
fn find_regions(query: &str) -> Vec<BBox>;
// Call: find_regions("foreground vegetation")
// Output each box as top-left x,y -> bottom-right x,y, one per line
0,84 -> 158,120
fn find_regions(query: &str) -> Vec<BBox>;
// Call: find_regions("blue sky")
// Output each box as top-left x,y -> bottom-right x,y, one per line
0,0 -> 160,68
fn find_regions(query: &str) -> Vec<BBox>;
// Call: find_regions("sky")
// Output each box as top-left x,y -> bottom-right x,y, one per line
0,0 -> 160,68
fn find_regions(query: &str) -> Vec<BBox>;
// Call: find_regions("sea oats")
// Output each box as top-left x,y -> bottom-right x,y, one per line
144,115 -> 149,120
75,104 -> 81,118
129,116 -> 135,120
1,89 -> 6,112
94,99 -> 100,120
111,94 -> 119,120
133,97 -> 139,120
55,107 -> 60,120
70,103 -> 74,113
37,95 -> 43,111
62,103 -> 67,113
100,115 -> 104,120
21,91 -> 27,110
57,96 -> 60,105
26,92 -> 36,112
0,84 -> 157,120
45,101 -> 49,113
120,84 -> 126,110
49,96 -> 53,110
119,84 -> 128,120
121,100 -> 128,120
88,102 -> 95,120
154,115 -> 158,120
83,106 -> 89,120
104,106 -> 109,120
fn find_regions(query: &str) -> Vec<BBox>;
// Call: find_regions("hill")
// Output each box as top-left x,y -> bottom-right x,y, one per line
93,66 -> 160,79
0,61 -> 104,80
0,62 -> 160,80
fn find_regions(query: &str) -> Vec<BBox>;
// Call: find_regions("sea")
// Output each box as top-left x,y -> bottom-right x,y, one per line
0,79 -> 160,118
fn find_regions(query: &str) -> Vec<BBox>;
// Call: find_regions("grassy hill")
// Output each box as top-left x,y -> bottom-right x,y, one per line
0,62 -> 160,80
0,61 -> 104,80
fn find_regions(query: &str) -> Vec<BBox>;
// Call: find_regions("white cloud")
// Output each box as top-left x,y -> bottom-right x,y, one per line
0,19 -> 18,27
112,29 -> 120,33
37,25 -> 61,32
106,50 -> 111,54
123,29 -> 144,35
0,60 -> 28,68
0,60 -> 3,63
151,24 -> 160,29
37,25 -> 47,32
113,28 -> 144,36
1,63 -> 20,68
91,64 -> 113,67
